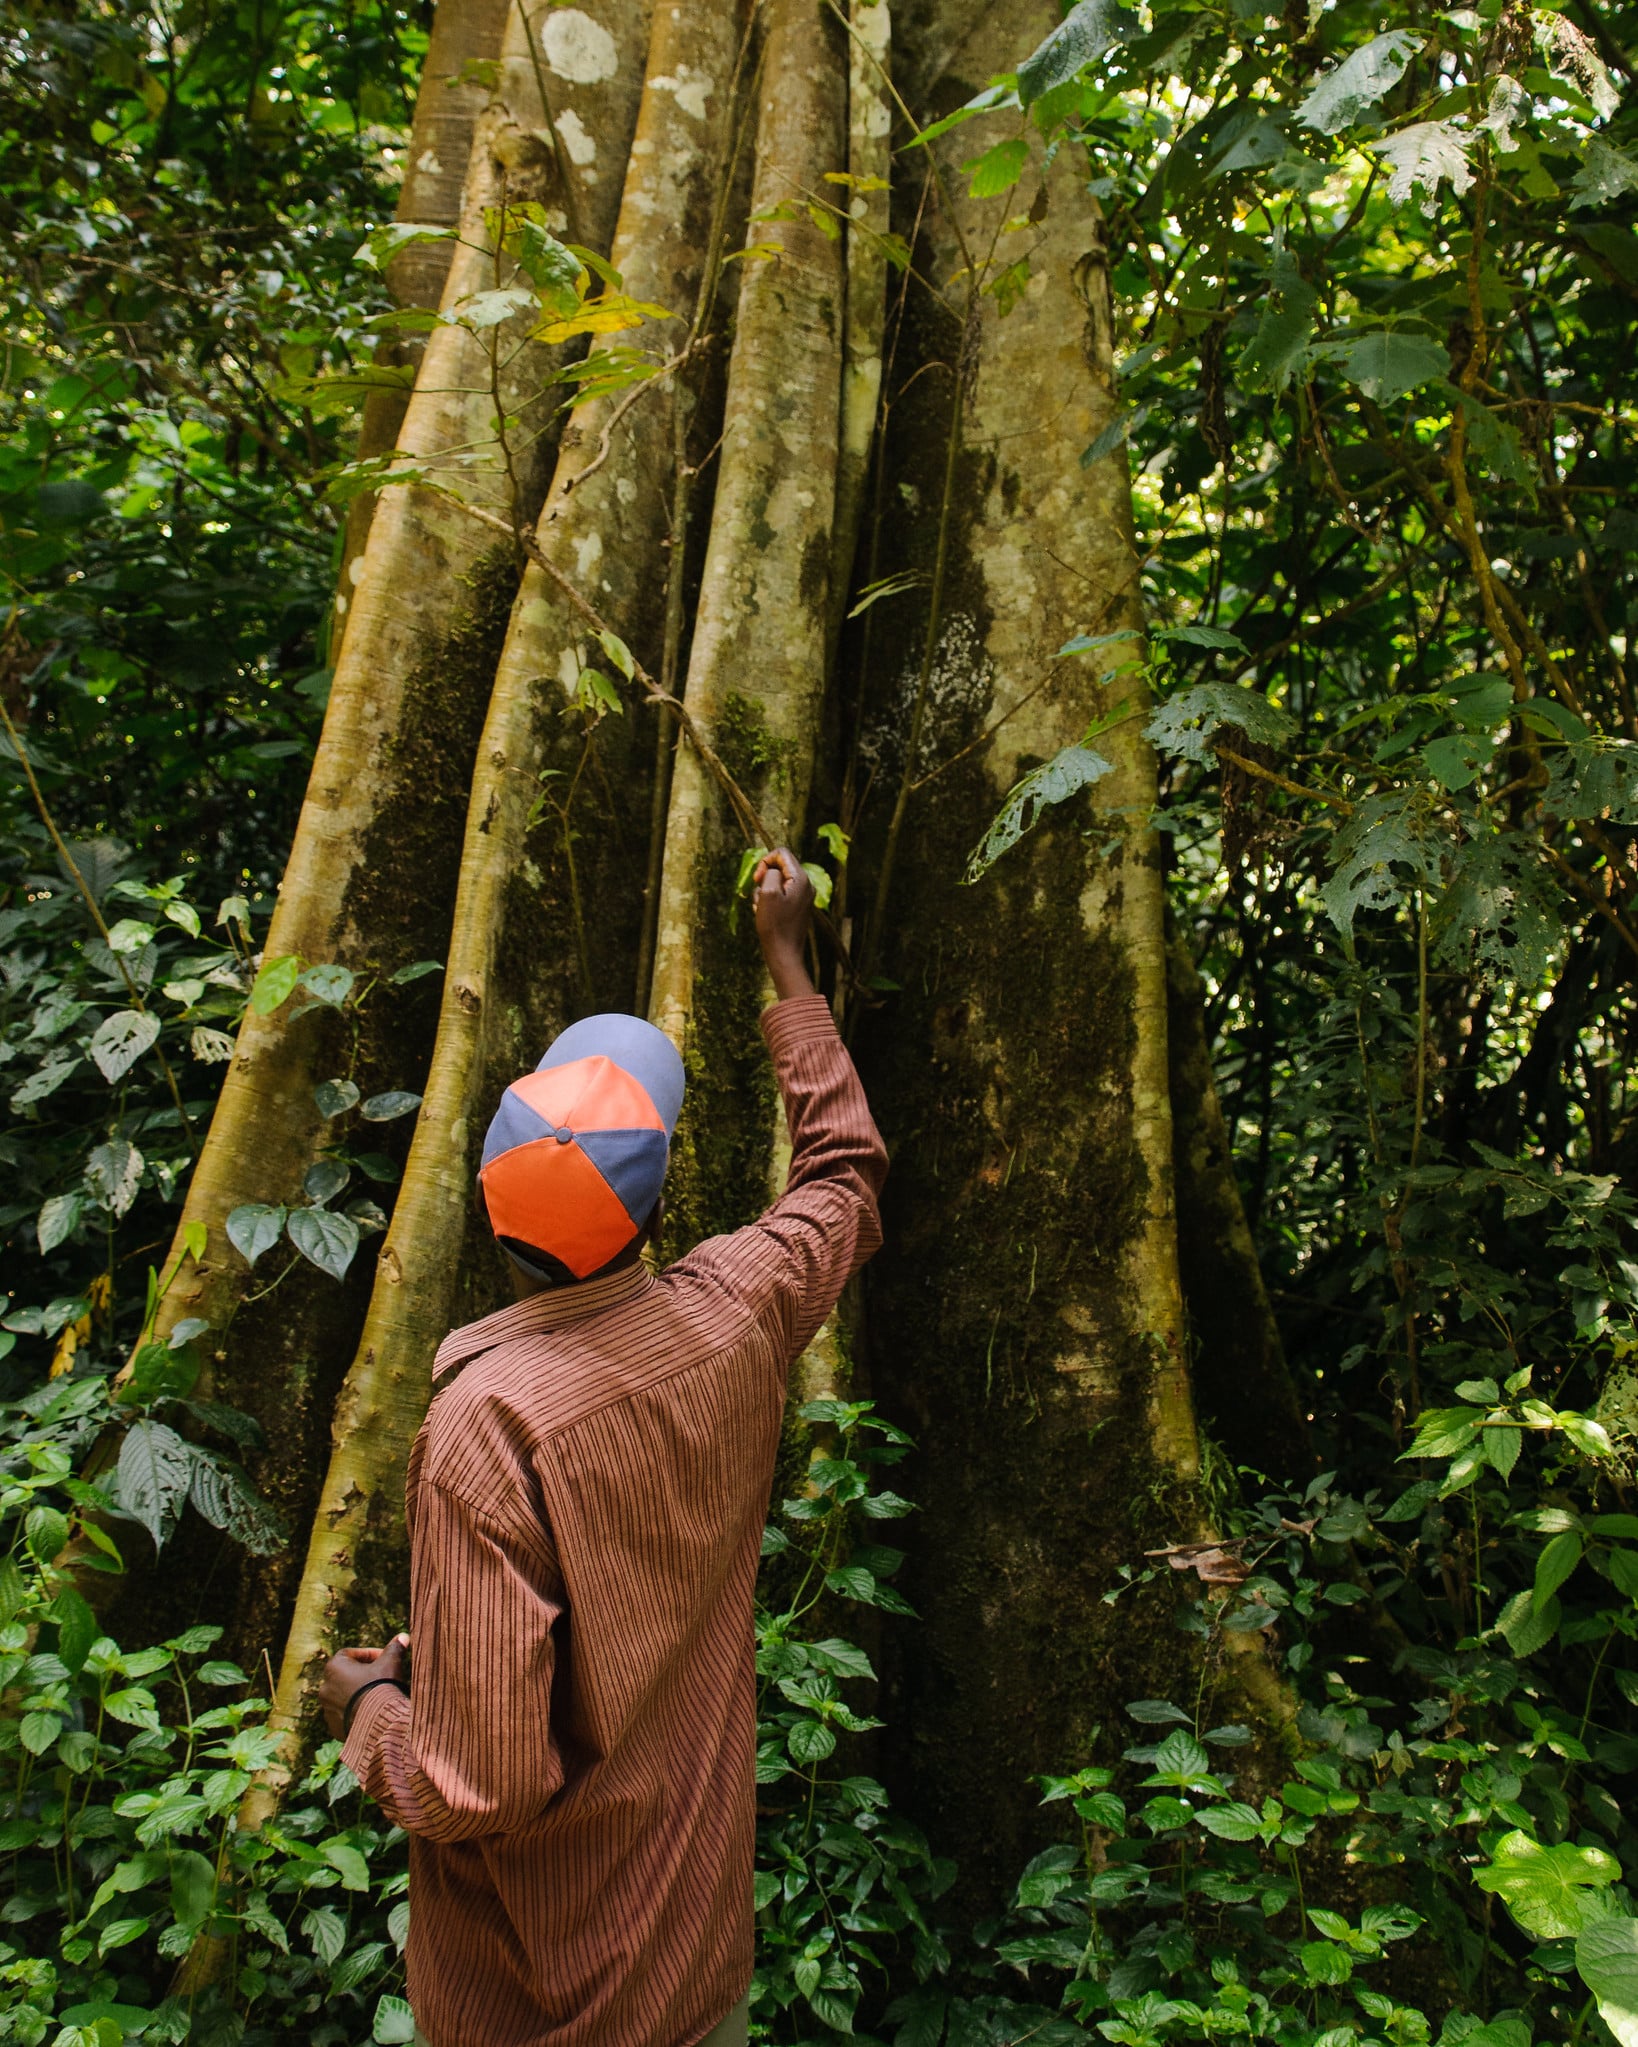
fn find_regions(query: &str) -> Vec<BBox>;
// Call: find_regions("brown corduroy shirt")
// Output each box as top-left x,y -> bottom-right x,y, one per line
343,995 -> 887,2047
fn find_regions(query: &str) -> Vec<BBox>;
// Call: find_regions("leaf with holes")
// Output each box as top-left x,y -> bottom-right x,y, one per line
89,1009 -> 160,1083
1017,0 -> 1135,105
963,743 -> 1112,885
1296,32 -> 1420,135
287,1205 -> 360,1282
1146,682 -> 1295,765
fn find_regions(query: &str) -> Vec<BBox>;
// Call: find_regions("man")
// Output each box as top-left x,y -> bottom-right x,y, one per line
318,849 -> 887,2047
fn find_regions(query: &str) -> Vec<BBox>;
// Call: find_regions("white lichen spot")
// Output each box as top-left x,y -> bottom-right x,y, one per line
333,590 -> 348,616
555,108 -> 596,165
616,475 -> 636,505
557,646 -> 581,698
574,530 -> 603,581
860,613 -> 995,779
415,148 -> 442,177
542,9 -> 618,84
348,555 -> 368,586
650,68 -> 713,120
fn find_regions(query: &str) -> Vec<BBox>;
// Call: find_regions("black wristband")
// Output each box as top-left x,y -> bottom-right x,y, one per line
342,1676 -> 407,1739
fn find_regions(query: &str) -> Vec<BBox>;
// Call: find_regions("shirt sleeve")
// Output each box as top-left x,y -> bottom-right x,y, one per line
683,993 -> 888,1360
342,1478 -> 565,1841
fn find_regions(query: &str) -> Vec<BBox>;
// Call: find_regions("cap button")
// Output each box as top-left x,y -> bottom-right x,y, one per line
555,1127 -> 574,1145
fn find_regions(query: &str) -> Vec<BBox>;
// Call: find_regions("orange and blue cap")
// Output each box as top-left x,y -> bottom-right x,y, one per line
479,1013 -> 684,1282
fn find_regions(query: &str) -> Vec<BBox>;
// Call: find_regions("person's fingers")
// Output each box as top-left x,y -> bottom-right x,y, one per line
344,1645 -> 382,1663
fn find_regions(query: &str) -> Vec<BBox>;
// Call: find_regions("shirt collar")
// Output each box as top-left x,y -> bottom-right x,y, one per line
433,1262 -> 656,1378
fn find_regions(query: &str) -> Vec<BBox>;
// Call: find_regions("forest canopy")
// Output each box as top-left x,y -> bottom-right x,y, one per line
5,0 -> 1638,2044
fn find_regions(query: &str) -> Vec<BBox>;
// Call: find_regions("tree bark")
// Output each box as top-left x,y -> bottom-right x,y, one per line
646,0 -> 848,1252
239,0 -> 755,1820
843,0 -> 1242,1911
122,0 -> 656,1660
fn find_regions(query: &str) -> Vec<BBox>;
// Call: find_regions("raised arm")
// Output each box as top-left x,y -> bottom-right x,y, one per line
685,850 -> 888,1358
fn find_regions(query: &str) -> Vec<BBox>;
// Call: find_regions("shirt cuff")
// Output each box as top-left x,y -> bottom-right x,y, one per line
341,1676 -> 409,1780
761,991 -> 838,1054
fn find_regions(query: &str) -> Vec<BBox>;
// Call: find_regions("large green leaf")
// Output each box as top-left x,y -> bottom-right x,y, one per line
1016,0 -> 1136,105
1296,32 -> 1420,134
1473,1831 -> 1621,1940
1338,331 -> 1447,404
962,742 -> 1112,884
1577,1915 -> 1638,2047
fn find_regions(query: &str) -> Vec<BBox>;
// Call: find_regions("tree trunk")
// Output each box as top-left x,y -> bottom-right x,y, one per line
843,0 -> 1272,1911
163,0 -> 1305,1898
240,0 -> 756,1820
121,0 -> 656,1657
336,0 -> 514,586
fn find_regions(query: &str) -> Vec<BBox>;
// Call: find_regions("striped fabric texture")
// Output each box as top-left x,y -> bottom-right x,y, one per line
343,995 -> 888,2047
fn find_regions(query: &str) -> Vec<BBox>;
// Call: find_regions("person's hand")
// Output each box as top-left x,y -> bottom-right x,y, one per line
753,848 -> 816,1001
319,1634 -> 409,1739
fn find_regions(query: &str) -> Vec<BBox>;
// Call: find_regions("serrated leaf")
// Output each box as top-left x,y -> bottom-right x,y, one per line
188,1457 -> 287,1556
1017,0 -> 1135,105
113,1421 -> 195,1550
963,742 -> 1112,884
374,1996 -> 419,2046
964,138 -> 1030,199
1146,682 -> 1295,765
304,1903 -> 346,1965
286,1205 -> 360,1282
89,1008 -> 160,1083
1379,120 -> 1474,210
1297,32 -> 1421,135
1338,330 -> 1447,404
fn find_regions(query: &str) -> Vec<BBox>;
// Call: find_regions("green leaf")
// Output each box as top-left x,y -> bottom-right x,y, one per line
300,963 -> 355,1007
390,959 -> 444,985
37,1191 -> 83,1253
314,1079 -> 360,1118
25,1504 -> 68,1565
1338,331 -> 1447,404
1146,682 -> 1295,765
362,1090 -> 422,1122
1400,1405 -> 1482,1461
1577,1914 -> 1638,2047
113,1420 -> 195,1550
304,1903 -> 346,1965
323,1840 -> 372,1891
964,139 -> 1030,199
1238,250 -> 1317,393
169,1847 -> 219,1930
249,954 -> 302,1015
374,1996 -> 419,2046
1296,32 -> 1421,135
1195,1802 -> 1265,1840
787,1717 -> 837,1764
962,743 -> 1112,884
286,1205 -> 360,1282
226,1203 -> 287,1269
19,1711 -> 62,1755
1534,1530 -> 1584,1609
88,1008 -> 160,1083
1473,1830 -> 1620,1940
1017,0 -> 1135,105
